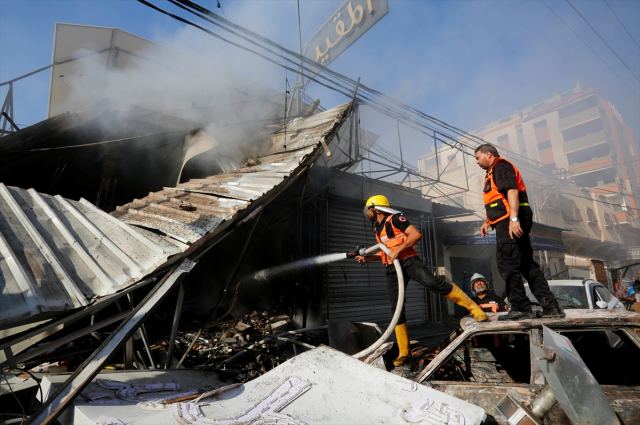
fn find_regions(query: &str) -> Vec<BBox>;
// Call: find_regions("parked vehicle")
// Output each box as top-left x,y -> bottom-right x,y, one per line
415,310 -> 640,424
523,279 -> 624,310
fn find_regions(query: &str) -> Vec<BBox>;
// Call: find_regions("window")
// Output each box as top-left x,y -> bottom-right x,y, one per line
447,154 -> 456,163
533,120 -> 547,129
574,168 -> 617,188
497,134 -> 509,143
593,286 -> 612,303
566,143 -> 610,165
422,156 -> 438,171
562,204 -> 583,222
561,118 -> 605,142
526,284 -> 589,309
557,329 -> 640,386
557,95 -> 598,119
586,207 -> 598,223
516,125 -> 527,156
612,215 -> 620,226
604,212 -> 614,227
431,331 -> 531,384
538,140 -> 552,150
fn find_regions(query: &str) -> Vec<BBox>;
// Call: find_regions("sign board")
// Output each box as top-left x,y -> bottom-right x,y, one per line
443,234 -> 566,251
302,0 -> 389,74
521,87 -> 594,123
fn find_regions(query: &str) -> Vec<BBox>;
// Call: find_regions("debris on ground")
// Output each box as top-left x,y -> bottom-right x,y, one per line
163,310 -> 327,382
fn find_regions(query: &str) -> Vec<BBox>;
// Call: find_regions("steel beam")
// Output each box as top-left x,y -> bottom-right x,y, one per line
0,310 -> 132,369
26,259 -> 195,425
166,284 -> 185,369
0,278 -> 157,352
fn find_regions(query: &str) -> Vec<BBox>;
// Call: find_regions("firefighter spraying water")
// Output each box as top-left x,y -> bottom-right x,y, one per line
350,195 -> 489,366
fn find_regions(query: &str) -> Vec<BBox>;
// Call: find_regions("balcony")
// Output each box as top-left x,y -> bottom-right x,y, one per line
614,211 -> 639,228
568,156 -> 614,174
590,183 -> 625,195
563,130 -> 608,154
558,106 -> 602,131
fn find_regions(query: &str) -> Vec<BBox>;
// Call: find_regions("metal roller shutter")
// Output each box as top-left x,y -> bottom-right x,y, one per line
323,196 -> 429,326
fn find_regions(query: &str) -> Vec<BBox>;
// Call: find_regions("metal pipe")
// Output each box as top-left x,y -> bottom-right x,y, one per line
222,325 -> 328,365
531,386 -> 557,418
0,276 -> 157,351
166,284 -> 185,369
276,337 -> 316,350
351,243 -> 405,359
138,326 -> 155,369
0,310 -> 131,369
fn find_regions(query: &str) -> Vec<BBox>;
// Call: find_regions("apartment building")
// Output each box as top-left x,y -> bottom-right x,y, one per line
417,83 -> 639,267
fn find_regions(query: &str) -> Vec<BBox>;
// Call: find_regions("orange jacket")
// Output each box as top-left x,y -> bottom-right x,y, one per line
375,214 -> 418,266
483,158 -> 527,225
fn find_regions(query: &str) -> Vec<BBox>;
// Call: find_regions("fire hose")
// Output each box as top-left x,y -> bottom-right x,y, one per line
346,243 -> 404,359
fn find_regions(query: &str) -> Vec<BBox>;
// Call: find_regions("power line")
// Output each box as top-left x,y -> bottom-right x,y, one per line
566,0 -> 640,82
603,0 -> 640,50
158,0 -> 555,172
539,0 -> 640,97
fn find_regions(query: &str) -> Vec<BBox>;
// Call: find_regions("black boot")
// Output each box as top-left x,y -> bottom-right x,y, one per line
498,310 -> 533,321
538,307 -> 565,318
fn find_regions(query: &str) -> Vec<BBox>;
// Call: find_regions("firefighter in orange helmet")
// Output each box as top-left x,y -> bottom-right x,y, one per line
475,144 -> 563,320
355,195 -> 488,367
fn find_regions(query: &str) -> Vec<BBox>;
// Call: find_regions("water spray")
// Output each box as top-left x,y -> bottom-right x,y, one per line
247,243 -> 404,360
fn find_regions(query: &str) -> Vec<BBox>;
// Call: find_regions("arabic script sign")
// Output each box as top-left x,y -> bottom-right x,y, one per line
302,0 -> 389,74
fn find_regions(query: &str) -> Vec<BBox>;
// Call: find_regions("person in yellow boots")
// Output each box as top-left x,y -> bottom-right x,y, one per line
355,195 -> 488,366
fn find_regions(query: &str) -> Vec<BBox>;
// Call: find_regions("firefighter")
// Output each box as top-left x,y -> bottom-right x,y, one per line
469,273 -> 508,313
475,144 -> 563,320
355,195 -> 488,366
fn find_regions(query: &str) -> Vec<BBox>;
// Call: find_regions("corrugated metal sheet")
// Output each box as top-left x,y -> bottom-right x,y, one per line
323,197 -> 428,326
112,103 -> 351,244
0,102 -> 351,329
0,185 -> 184,329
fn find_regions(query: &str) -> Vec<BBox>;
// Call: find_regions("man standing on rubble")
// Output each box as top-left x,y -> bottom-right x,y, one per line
355,195 -> 488,367
475,144 -> 563,321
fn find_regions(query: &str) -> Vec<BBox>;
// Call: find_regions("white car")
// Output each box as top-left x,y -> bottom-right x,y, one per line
523,279 -> 624,310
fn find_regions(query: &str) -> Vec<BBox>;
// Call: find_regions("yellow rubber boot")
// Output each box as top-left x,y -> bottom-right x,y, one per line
393,323 -> 411,367
446,284 -> 489,322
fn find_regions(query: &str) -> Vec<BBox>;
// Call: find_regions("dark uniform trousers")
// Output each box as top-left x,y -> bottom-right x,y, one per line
386,257 -> 453,325
496,216 -> 559,312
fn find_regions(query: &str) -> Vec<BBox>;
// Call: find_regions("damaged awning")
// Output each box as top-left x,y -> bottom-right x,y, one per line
0,102 -> 352,330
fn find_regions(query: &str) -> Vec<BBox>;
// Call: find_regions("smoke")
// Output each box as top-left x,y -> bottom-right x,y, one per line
50,12 -> 306,187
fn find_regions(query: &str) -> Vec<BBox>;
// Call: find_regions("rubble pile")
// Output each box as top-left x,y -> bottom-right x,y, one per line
168,310 -> 327,382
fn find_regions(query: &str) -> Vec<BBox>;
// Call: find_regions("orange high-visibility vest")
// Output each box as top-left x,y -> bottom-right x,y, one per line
478,302 -> 500,313
375,214 -> 418,266
483,158 -> 528,225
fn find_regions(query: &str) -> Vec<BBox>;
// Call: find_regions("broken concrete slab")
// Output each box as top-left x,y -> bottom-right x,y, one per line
37,346 -> 485,424
37,369 -> 228,425
178,346 -> 485,424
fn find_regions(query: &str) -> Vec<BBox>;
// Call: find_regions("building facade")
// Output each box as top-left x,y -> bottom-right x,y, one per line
417,83 -> 639,272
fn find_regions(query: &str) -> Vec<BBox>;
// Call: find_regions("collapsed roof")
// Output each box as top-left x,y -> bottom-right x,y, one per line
0,102 -> 352,330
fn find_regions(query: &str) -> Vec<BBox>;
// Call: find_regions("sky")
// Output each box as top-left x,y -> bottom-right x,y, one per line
1,0 -> 639,171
